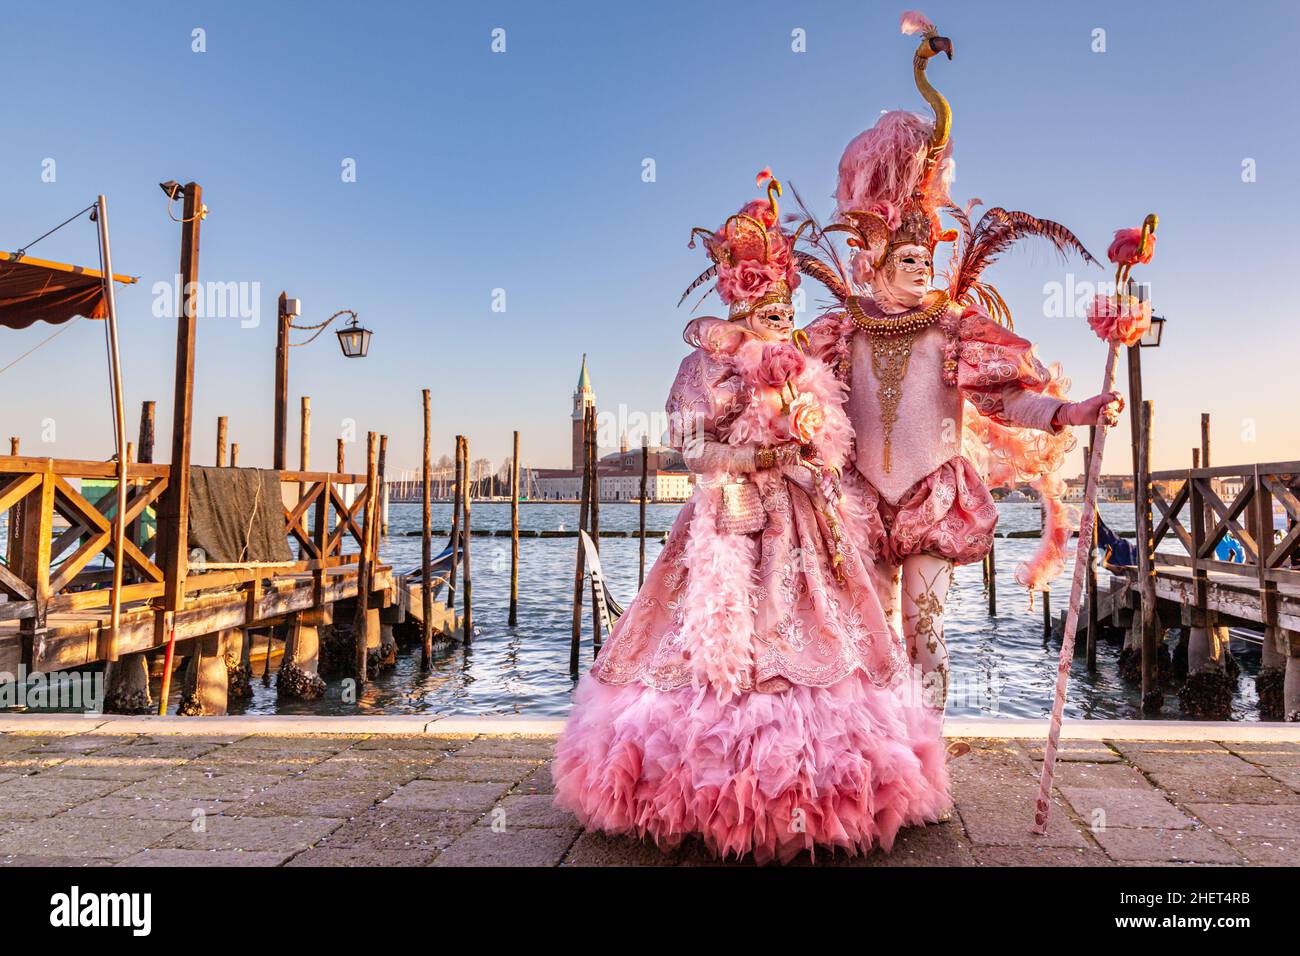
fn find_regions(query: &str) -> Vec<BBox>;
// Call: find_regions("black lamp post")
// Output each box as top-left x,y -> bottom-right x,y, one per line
273,293 -> 372,469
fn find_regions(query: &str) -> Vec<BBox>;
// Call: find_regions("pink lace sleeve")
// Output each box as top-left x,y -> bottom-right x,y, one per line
666,348 -> 756,475
956,304 -> 1065,433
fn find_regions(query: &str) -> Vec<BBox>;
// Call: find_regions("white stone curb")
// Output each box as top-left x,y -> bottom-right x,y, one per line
0,713 -> 1296,742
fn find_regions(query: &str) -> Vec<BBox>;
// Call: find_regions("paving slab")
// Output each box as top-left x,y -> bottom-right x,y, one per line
0,774 -> 127,819
1060,787 -> 1196,830
1090,827 -> 1241,864
115,848 -> 295,867
417,757 -> 540,783
157,814 -> 343,853
382,779 -> 510,813
478,793 -> 580,830
433,824 -> 579,867
318,807 -> 477,853
0,816 -> 187,860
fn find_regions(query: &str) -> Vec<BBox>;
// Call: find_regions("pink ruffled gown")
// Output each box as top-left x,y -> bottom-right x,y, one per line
552,319 -> 949,863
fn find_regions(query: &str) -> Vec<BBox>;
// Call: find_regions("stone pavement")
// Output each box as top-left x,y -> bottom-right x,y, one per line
0,731 -> 1297,866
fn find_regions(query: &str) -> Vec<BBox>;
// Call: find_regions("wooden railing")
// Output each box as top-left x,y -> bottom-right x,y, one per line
0,457 -> 374,636
1148,461 -> 1300,610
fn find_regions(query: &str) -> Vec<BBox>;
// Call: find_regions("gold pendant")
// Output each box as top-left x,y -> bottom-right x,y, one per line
871,332 -> 918,474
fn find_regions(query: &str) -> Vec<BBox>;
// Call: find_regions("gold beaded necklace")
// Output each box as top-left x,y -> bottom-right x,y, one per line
847,291 -> 950,473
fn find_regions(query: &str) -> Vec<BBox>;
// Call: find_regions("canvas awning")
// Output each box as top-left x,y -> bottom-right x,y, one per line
0,251 -> 137,330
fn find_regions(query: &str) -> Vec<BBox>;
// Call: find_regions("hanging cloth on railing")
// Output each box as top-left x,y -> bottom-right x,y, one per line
187,466 -> 294,566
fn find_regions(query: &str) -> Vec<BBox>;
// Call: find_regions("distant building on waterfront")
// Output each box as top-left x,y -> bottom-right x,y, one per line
530,356 -> 693,502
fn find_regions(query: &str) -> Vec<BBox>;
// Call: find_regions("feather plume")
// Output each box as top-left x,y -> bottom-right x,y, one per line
786,179 -> 853,295
900,9 -> 934,35
677,265 -> 717,308
950,207 -> 1098,309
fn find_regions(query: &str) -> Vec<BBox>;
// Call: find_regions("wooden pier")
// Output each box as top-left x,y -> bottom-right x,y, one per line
1073,459 -> 1300,719
0,454 -> 458,709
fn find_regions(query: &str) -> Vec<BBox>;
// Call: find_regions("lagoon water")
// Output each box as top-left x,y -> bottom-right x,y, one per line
240,500 -> 1260,721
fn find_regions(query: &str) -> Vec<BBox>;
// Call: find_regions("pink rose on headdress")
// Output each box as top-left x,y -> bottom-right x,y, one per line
1087,294 -> 1151,347
716,259 -> 781,304
865,200 -> 901,232
784,393 -> 825,444
1107,227 -> 1156,267
756,344 -> 806,390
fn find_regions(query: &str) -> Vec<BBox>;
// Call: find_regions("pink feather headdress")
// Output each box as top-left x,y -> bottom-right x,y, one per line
828,11 -> 957,287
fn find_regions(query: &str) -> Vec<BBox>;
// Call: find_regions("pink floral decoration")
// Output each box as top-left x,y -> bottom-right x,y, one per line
784,393 -> 825,444
755,344 -> 806,390
1086,294 -> 1151,347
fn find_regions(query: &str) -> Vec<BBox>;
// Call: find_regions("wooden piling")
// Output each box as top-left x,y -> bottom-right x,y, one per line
230,443 -> 239,467
138,402 -> 155,464
378,433 -> 389,539
1137,400 -> 1160,711
216,416 -> 228,466
460,435 -> 473,642
588,411 -> 602,653
353,432 -> 378,685
986,537 -> 997,616
5,438 -> 19,569
446,435 -> 463,609
509,429 -> 520,626
421,390 -> 433,667
337,438 -> 345,473
639,435 -> 648,587
299,396 -> 310,500
570,407 -> 593,673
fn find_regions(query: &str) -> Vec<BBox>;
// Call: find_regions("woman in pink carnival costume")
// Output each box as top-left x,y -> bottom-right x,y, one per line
802,10 -> 1125,711
552,170 -> 950,864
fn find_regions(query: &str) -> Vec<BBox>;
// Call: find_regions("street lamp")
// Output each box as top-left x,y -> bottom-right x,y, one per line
273,292 -> 372,469
335,314 -> 373,358
1138,315 -> 1165,348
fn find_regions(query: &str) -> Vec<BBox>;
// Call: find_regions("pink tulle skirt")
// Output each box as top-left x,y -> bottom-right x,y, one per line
553,671 -> 950,864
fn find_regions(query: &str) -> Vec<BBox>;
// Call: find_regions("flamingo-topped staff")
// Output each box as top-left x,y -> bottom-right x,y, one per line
1031,214 -> 1158,833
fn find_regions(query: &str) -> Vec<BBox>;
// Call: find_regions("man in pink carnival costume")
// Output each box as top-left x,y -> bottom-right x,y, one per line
802,10 -> 1124,713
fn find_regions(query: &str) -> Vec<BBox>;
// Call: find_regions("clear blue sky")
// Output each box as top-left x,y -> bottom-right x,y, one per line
2,0 -> 1297,477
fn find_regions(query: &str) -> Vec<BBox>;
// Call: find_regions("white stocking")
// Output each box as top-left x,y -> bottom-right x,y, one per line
901,554 -> 953,713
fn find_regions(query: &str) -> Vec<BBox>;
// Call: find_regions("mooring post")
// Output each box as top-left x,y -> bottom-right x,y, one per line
421,390 -> 434,667
4,438 -> 19,570
299,396 -> 311,501
509,429 -> 520,627
587,410 -> 603,653
639,435 -> 648,588
216,415 -> 228,467
446,435 -> 462,610
461,435 -> 473,642
353,431 -> 378,685
377,433 -> 388,540
1137,400 -> 1161,712
986,536 -> 997,616
570,407 -> 593,673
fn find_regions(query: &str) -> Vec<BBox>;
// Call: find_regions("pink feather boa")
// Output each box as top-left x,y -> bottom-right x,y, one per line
674,322 -> 857,697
